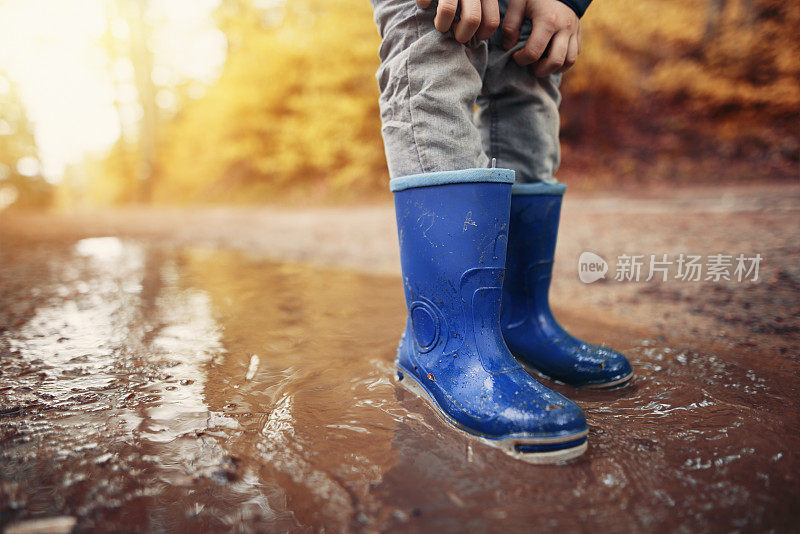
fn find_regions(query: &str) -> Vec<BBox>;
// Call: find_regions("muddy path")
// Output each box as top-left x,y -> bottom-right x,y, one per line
1,184 -> 798,532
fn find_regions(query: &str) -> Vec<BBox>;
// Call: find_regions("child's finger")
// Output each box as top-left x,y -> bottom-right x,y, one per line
476,0 -> 500,41
434,0 -> 458,33
533,31 -> 569,77
454,0 -> 482,43
415,0 -> 433,8
501,0 -> 524,50
556,33 -> 579,73
512,21 -> 554,66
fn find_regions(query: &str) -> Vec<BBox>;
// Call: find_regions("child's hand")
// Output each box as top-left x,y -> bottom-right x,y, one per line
501,0 -> 580,76
415,0 -> 501,43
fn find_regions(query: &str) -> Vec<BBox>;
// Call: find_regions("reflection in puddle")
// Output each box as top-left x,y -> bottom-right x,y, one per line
0,238 -> 797,531
74,236 -> 126,263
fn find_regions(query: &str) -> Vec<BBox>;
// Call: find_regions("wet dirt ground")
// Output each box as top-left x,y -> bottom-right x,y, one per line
1,184 -> 798,532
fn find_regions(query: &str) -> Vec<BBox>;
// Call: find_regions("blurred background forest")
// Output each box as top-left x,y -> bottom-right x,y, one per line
0,0 -> 798,210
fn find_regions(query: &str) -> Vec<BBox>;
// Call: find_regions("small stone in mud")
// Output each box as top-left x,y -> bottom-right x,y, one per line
632,438 -> 658,451
94,452 -> 114,465
172,475 -> 198,487
210,456 -> 241,484
211,468 -> 237,484
392,509 -> 409,522
5,516 -> 77,534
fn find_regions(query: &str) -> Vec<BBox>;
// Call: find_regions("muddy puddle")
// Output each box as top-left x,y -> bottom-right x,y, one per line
1,237 -> 798,532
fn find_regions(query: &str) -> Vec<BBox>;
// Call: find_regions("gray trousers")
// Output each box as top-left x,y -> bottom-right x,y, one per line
371,0 -> 562,183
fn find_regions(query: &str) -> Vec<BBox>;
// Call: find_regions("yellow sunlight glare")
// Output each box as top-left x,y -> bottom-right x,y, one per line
0,0 -> 227,182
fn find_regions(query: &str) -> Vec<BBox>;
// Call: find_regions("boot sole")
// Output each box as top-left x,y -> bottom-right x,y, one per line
517,359 -> 635,390
582,371 -> 635,389
396,364 -> 589,465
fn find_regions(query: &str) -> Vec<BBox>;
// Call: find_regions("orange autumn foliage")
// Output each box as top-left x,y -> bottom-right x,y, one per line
78,0 -> 798,205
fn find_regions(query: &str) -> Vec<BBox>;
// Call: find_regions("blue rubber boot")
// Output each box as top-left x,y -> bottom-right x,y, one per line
501,183 -> 634,388
392,169 -> 589,462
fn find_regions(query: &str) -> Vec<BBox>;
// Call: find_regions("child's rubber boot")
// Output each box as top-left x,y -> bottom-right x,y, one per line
501,183 -> 634,388
392,169 -> 589,463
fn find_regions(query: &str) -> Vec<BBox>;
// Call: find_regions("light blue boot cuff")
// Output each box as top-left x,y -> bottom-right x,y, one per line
511,182 -> 567,196
390,168 -> 515,192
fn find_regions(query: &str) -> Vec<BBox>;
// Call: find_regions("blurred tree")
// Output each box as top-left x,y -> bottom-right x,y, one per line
652,0 -> 799,115
0,72 -> 51,210
565,0 -> 799,146
154,0 -> 386,203
85,0 -> 796,204
125,0 -> 158,202
94,0 -> 158,204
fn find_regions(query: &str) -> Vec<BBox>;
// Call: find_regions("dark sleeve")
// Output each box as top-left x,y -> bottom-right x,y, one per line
556,0 -> 591,17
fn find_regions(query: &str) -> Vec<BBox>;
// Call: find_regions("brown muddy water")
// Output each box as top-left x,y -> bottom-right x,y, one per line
0,237 -> 798,532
